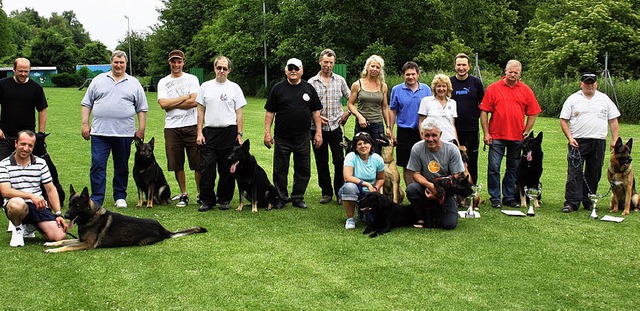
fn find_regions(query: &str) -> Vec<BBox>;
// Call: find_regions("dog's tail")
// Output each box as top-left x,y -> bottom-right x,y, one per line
170,226 -> 208,238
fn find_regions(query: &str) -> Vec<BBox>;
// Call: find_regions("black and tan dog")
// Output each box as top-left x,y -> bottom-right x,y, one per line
133,137 -> 171,208
422,174 -> 474,227
357,192 -> 416,238
228,139 -> 279,212
44,186 -> 207,253
380,138 -> 405,204
515,131 -> 543,208
607,137 -> 640,215
33,132 -> 65,208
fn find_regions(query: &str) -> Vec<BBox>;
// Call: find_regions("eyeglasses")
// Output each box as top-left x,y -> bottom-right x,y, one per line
216,66 -> 229,72
287,64 -> 300,72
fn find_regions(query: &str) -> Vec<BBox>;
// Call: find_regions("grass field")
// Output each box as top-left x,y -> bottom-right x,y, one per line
1,87 -> 640,310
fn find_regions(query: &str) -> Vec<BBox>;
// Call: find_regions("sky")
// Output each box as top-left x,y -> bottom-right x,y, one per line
2,0 -> 163,50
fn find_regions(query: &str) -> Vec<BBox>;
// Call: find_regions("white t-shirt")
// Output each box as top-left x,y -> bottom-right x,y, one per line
196,79 -> 247,128
157,73 -> 200,128
418,96 -> 458,142
559,90 -> 620,139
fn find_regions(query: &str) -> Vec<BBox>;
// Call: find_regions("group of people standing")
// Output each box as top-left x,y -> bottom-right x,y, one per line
0,47 -> 621,246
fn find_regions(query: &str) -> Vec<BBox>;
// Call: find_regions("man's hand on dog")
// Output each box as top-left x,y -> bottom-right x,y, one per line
424,182 -> 437,200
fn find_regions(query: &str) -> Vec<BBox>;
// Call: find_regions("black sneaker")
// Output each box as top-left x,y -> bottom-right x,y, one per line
491,201 -> 502,209
562,205 -> 577,213
292,200 -> 308,209
198,204 -> 213,212
196,195 -> 202,205
219,203 -> 230,211
503,200 -> 519,208
273,201 -> 285,209
176,195 -> 189,207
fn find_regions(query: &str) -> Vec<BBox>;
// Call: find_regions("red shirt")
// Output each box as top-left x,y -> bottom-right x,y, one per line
479,78 -> 541,141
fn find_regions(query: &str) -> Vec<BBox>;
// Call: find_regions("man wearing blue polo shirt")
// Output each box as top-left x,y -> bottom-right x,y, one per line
81,50 -> 148,208
388,61 -> 432,186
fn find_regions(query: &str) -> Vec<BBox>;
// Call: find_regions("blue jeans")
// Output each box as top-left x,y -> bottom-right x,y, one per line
90,135 -> 133,205
487,139 -> 521,204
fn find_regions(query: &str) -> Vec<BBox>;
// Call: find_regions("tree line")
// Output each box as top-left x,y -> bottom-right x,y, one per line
1,0 -> 639,96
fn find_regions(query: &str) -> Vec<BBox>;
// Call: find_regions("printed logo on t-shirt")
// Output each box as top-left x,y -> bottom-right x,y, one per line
302,93 -> 310,101
220,93 -> 228,101
428,160 -> 440,173
455,87 -> 470,96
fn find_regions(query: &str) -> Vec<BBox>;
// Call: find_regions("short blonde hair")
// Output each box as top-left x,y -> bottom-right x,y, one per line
360,55 -> 386,91
431,74 -> 453,97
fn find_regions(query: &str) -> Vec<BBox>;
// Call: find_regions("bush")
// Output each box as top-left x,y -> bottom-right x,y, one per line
50,73 -> 82,87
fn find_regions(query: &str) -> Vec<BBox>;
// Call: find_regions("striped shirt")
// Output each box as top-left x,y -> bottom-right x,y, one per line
0,153 -> 52,202
308,72 -> 350,131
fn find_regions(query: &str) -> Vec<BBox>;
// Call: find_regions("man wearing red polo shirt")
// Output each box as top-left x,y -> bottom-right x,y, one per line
479,60 -> 541,209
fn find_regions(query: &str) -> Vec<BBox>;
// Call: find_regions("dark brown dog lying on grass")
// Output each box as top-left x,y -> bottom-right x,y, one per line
44,185 -> 207,253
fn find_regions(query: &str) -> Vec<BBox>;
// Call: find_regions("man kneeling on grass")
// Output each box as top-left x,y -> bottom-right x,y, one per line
1,130 -> 68,247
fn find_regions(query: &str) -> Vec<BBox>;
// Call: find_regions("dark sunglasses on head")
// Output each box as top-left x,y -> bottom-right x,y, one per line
287,64 -> 300,72
216,66 -> 229,72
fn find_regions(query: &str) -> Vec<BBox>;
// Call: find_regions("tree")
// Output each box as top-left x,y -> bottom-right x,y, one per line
0,6 -> 17,63
79,41 -> 110,65
25,28 -> 78,73
524,0 -> 640,80
116,30 -> 150,76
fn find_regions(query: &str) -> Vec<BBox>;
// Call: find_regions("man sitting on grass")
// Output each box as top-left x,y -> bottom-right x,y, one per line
0,130 -> 68,247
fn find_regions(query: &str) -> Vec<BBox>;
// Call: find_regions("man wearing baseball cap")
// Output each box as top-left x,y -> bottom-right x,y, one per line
559,72 -> 620,212
157,50 -> 201,207
264,58 -> 323,209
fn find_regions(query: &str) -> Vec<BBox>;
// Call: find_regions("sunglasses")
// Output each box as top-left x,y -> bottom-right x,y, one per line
287,64 -> 300,72
216,66 -> 229,72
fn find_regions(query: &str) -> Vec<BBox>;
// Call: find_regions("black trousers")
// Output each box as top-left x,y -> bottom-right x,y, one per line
406,182 -> 458,230
273,133 -> 311,202
457,130 -> 479,184
564,138 -> 605,209
311,128 -> 344,198
198,126 -> 237,205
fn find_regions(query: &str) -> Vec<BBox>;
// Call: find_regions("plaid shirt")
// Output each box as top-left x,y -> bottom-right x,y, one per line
308,72 -> 350,131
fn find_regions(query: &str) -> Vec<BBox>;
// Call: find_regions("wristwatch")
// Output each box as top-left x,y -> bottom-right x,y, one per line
237,132 -> 243,137
55,211 -> 63,217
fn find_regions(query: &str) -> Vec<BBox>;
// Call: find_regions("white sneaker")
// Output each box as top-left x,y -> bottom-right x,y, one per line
22,224 -> 36,238
115,199 -> 128,208
345,218 -> 356,230
10,225 -> 25,247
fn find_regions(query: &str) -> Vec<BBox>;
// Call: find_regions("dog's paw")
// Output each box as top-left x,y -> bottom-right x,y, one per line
43,241 -> 57,247
235,206 -> 243,211
251,208 -> 258,213
622,210 -> 630,215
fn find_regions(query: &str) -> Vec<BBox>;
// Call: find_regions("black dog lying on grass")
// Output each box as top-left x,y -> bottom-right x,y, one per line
358,192 -> 417,238
44,185 -> 207,253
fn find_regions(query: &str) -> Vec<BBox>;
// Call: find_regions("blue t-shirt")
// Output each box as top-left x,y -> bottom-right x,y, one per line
389,82 -> 432,130
344,151 -> 385,187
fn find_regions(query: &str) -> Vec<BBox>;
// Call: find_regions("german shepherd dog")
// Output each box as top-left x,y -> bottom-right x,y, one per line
515,132 -> 543,208
422,174 -> 474,227
133,137 -> 171,208
357,192 -> 416,238
607,137 -> 640,215
455,141 -> 481,210
44,186 -> 207,253
33,132 -> 65,208
228,140 -> 279,213
379,137 -> 405,204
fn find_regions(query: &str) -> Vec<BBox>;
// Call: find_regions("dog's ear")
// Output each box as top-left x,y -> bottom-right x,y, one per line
376,135 -> 390,147
626,138 -> 633,151
134,137 -> 143,148
535,131 -> 543,142
242,139 -> 250,151
70,184 -> 76,197
615,137 -> 623,149
528,131 -> 534,138
149,137 -> 155,147
81,187 -> 90,199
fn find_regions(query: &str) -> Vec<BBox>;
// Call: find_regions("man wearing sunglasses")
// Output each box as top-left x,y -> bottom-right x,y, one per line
264,58 -> 323,209
196,56 -> 247,212
157,50 -> 201,208
559,73 -> 620,213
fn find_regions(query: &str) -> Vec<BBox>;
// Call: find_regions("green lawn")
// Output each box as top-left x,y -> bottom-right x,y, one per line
1,87 -> 639,309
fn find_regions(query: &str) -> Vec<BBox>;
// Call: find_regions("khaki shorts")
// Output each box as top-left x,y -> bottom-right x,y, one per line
164,125 -> 200,171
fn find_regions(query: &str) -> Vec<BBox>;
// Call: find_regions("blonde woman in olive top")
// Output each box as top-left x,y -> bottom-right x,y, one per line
346,55 -> 391,154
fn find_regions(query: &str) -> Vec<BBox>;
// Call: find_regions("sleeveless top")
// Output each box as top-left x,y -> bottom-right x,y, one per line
357,79 -> 384,123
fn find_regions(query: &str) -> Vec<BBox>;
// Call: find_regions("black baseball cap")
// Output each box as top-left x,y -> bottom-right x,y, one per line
581,73 -> 597,82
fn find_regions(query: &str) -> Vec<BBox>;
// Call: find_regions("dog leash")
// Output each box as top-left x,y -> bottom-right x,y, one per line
569,147 -> 611,198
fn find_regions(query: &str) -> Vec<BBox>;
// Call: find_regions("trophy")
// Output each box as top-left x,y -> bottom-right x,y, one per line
524,186 -> 542,217
464,184 -> 482,219
588,193 -> 601,220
